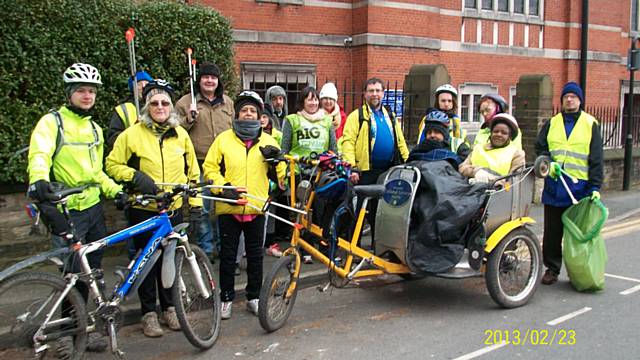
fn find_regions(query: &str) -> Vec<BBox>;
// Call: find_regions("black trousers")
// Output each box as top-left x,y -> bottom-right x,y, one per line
218,215 -> 264,302
543,205 -> 570,274
128,208 -> 182,315
52,203 -> 107,329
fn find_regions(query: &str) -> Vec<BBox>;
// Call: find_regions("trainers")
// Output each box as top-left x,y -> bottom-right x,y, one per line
303,255 -> 314,264
85,332 -> 108,352
56,335 -> 73,359
246,299 -> 259,316
161,306 -> 181,331
141,312 -> 164,338
541,269 -> 558,285
266,243 -> 283,257
221,301 -> 233,320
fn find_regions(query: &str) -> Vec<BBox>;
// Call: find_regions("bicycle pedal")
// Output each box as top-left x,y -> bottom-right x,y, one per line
316,282 -> 331,292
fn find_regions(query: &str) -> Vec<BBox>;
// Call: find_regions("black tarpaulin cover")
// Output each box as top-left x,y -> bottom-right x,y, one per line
405,160 -> 487,274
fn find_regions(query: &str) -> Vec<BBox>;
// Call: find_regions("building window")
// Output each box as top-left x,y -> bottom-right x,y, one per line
465,0 -> 541,18
509,86 -> 517,115
529,0 -> 539,15
241,62 -> 316,115
514,0 -> 525,14
498,0 -> 509,12
633,0 -> 639,33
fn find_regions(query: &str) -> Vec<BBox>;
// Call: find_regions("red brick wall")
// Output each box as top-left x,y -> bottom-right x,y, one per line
210,0 -> 631,108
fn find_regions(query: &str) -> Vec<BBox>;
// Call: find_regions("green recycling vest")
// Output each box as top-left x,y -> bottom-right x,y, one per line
547,112 -> 596,180
287,113 -> 332,157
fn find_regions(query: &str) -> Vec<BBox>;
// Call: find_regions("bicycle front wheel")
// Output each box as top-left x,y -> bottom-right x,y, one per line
172,245 -> 221,350
258,255 -> 299,333
0,271 -> 87,360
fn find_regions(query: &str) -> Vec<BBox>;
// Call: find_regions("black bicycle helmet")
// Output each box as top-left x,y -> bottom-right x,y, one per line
315,171 -> 347,200
142,79 -> 176,103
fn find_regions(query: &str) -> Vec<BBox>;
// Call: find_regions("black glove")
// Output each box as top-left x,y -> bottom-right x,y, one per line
29,180 -> 52,202
259,145 -> 281,160
114,191 -> 128,210
132,171 -> 159,195
221,183 -> 240,200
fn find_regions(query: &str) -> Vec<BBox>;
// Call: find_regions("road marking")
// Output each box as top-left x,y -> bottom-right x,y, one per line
546,307 -> 592,326
453,342 -> 508,360
620,284 -> 640,295
601,218 -> 640,236
607,207 -> 640,223
605,273 -> 640,283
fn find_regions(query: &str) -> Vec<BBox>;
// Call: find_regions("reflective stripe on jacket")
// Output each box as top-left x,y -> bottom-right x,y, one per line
547,112 -> 596,180
202,129 -> 286,215
28,106 -> 122,210
114,102 -> 137,128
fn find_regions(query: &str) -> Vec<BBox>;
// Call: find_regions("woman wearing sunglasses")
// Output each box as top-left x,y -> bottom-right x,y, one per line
106,79 -> 201,338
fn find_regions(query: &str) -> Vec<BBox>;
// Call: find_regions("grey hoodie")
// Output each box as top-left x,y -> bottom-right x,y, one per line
265,85 -> 287,130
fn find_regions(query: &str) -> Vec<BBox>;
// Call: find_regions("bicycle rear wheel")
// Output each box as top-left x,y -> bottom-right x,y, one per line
0,272 -> 87,359
173,245 -> 221,349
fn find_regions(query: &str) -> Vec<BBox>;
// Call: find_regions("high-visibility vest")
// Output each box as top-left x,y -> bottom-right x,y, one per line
470,142 -> 519,176
114,102 -> 138,128
547,112 -> 596,180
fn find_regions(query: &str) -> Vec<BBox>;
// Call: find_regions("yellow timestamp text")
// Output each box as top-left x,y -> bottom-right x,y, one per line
484,329 -> 576,346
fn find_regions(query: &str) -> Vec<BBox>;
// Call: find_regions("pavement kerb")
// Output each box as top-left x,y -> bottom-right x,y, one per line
119,264 -> 330,326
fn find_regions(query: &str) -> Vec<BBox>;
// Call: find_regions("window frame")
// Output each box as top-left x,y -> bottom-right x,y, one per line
464,0 -> 543,20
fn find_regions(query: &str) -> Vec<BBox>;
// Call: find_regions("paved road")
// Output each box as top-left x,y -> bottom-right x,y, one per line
92,213 -> 640,360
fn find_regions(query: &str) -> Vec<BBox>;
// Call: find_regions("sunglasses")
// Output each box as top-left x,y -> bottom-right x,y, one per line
149,100 -> 171,107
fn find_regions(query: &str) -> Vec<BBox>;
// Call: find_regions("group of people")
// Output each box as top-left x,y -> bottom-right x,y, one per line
26,60 -> 603,355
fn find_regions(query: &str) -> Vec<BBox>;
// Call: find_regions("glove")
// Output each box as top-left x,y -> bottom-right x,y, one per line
259,145 -> 281,160
29,180 -> 52,202
114,192 -> 128,210
132,171 -> 159,195
221,183 -> 240,200
590,191 -> 600,202
474,169 -> 492,183
549,162 -> 561,180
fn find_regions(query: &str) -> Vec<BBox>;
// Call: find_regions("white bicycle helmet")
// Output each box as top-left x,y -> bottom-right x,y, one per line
435,84 -> 458,97
63,63 -> 102,85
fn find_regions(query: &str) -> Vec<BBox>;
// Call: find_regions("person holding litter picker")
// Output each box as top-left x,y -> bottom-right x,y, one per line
202,91 -> 286,320
176,60 -> 234,264
535,81 -> 604,285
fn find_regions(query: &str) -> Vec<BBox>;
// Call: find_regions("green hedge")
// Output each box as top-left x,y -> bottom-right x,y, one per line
0,0 -> 237,184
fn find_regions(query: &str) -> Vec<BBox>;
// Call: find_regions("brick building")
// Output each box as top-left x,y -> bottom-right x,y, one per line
204,0 -> 638,136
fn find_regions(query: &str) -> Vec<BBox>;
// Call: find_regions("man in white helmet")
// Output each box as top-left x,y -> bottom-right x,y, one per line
27,63 -> 123,356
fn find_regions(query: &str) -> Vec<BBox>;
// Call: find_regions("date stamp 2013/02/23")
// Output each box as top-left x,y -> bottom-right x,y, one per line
484,329 -> 576,346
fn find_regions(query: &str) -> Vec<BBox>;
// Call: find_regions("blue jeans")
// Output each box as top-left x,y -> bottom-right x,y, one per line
196,180 -> 220,256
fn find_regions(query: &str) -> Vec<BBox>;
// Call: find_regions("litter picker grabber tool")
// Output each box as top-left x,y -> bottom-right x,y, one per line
186,48 -> 197,123
551,162 -> 580,205
125,28 -> 140,117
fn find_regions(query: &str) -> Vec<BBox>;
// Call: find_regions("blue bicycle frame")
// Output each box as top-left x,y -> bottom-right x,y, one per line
93,211 -> 175,300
